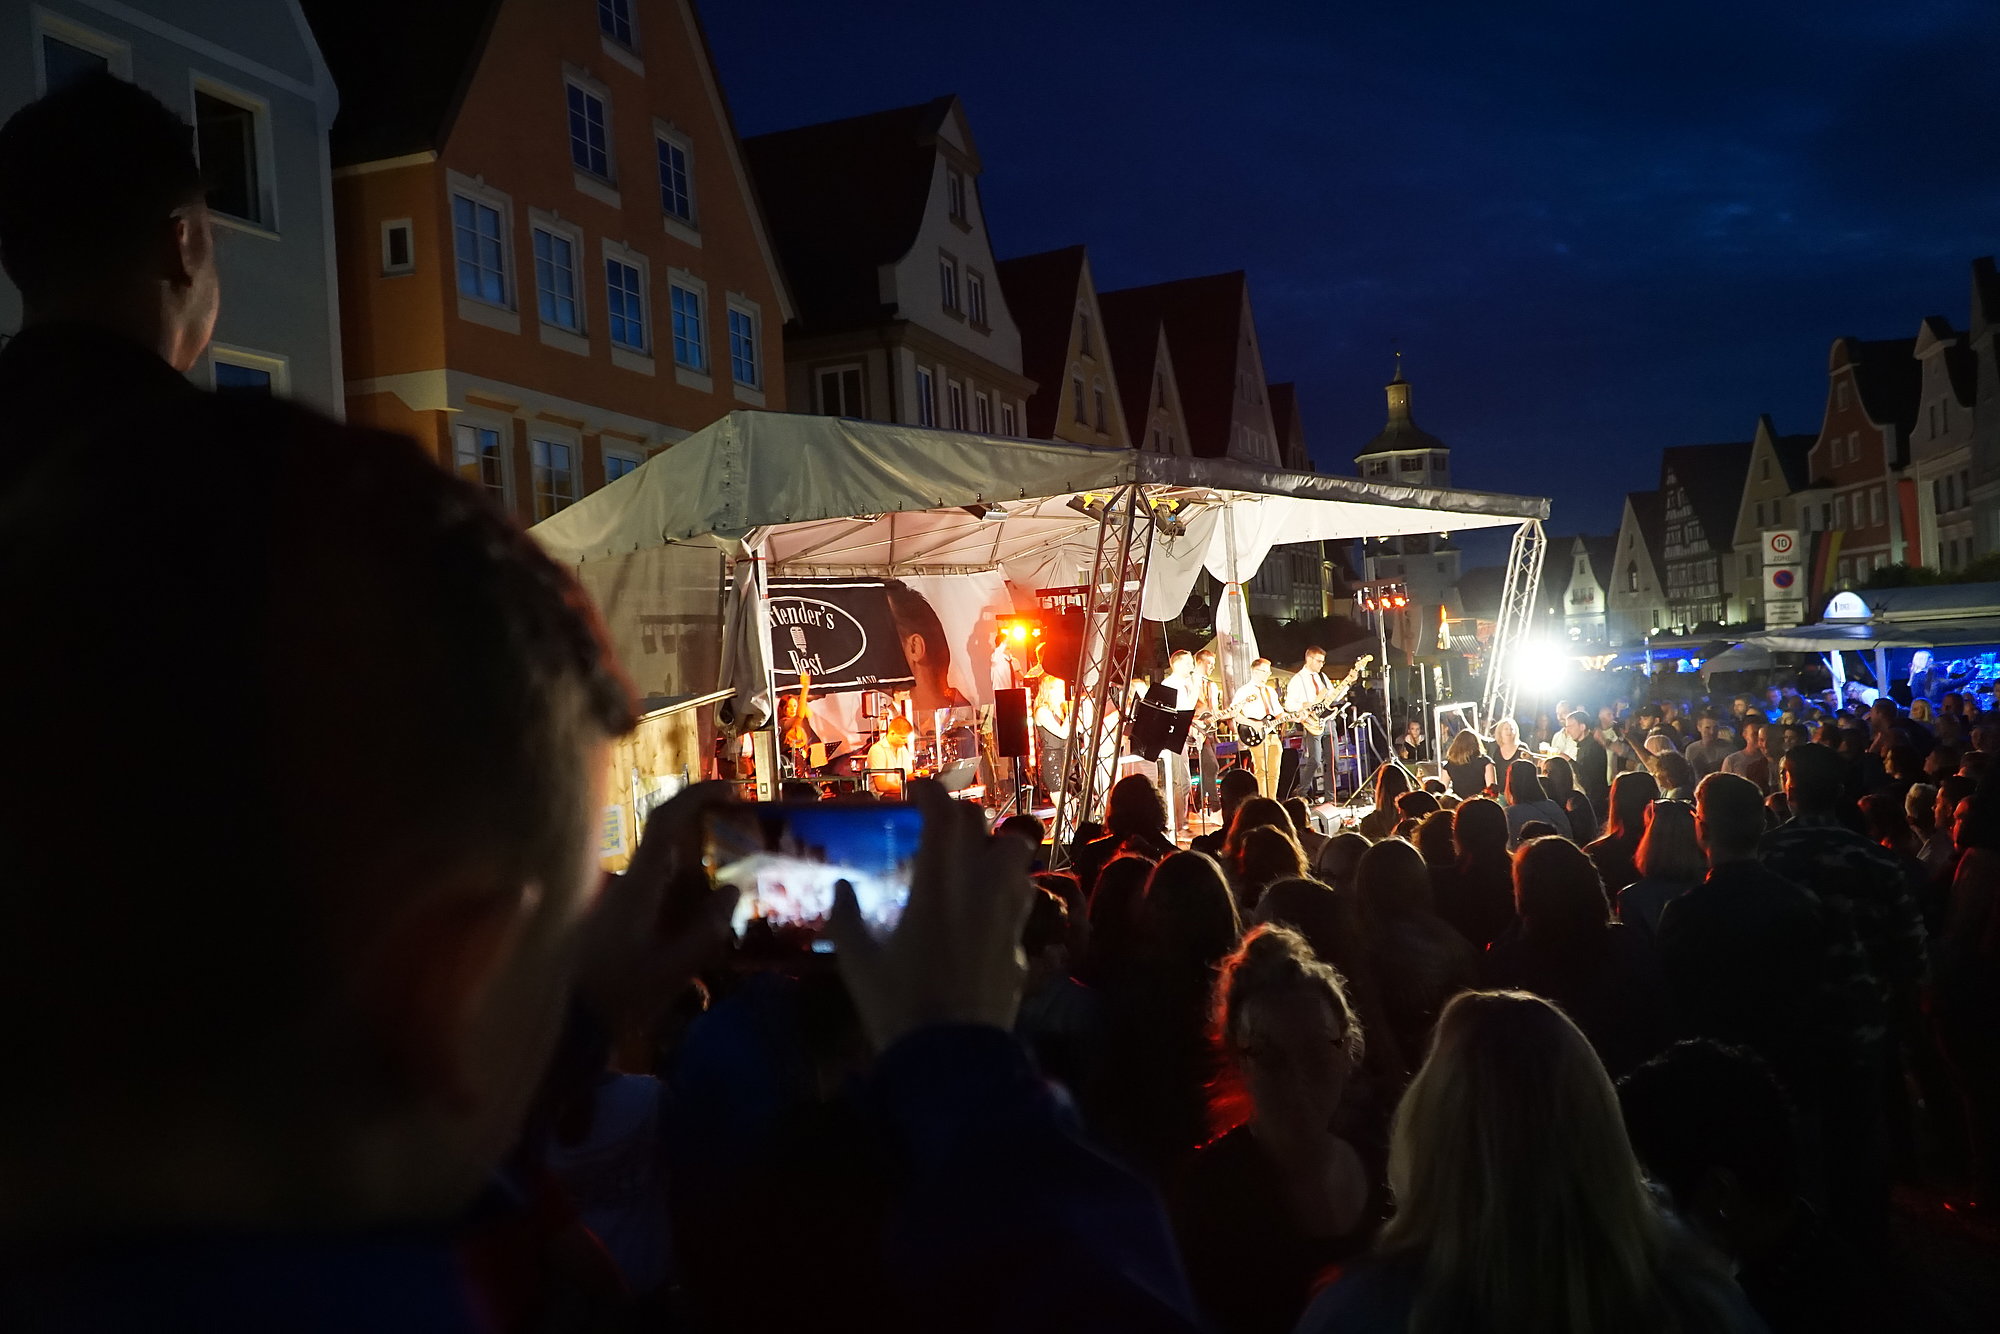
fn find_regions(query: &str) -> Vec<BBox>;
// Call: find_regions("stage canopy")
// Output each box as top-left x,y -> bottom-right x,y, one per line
531,411 -> 1550,722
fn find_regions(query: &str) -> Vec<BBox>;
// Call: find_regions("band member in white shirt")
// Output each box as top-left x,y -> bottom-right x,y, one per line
1192,648 -> 1226,819
1230,658 -> 1284,791
1030,644 -> 1069,800
866,715 -> 917,797
1156,650 -> 1202,839
1283,646 -> 1335,801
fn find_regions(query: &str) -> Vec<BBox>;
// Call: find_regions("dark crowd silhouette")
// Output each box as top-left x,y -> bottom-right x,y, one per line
3,74 -> 1998,1334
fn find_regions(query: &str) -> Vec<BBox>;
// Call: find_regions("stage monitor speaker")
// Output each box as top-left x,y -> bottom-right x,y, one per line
993,687 -> 1030,757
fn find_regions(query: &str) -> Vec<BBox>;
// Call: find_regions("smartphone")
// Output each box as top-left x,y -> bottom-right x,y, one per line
703,802 -> 924,943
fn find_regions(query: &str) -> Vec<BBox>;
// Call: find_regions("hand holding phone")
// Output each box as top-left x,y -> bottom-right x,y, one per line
825,780 -> 1035,1050
704,800 -> 924,941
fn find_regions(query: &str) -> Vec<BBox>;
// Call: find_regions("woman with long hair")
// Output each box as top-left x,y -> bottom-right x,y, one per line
1355,839 -> 1476,1062
1501,759 -> 1571,846
1175,926 -> 1377,1334
1443,727 -> 1493,799
1234,824 -> 1309,913
1616,800 -> 1703,935
1078,854 -> 1156,988
1071,773 -> 1176,892
1095,851 -> 1243,1182
1490,716 -> 1526,770
1587,770 -> 1660,896
1297,991 -> 1762,1334
1483,837 -> 1666,1077
1257,876 -> 1410,1092
1358,764 -> 1415,841
1222,796 -> 1293,865
1543,754 -> 1599,844
1433,796 -> 1515,950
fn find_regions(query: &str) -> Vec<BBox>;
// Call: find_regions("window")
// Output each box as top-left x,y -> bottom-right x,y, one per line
597,0 -> 634,46
532,438 -> 577,519
1847,432 -> 1859,464
1400,456 -> 1424,471
1935,478 -> 1945,514
1759,459 -> 1771,481
999,402 -> 1017,436
1961,468 -> 1973,507
1755,501 -> 1766,526
534,228 -> 581,331
453,422 -> 507,505
194,88 -> 267,226
1368,459 -> 1388,477
1869,487 -> 1883,527
669,283 -> 705,369
974,391 -> 993,433
1836,382 -> 1851,411
213,360 -> 273,397
453,194 -> 507,304
1820,502 -> 1831,530
1072,376 -> 1087,424
1834,496 -> 1848,529
915,367 -> 937,427
946,168 -> 966,221
605,450 -> 643,483
1873,552 -> 1888,571
656,135 -> 693,223
566,83 -> 611,178
605,258 -> 646,350
382,219 -> 414,275
42,35 -> 107,91
939,253 -> 959,311
966,272 -> 987,326
817,365 -> 864,417
1093,382 -> 1106,431
728,306 -> 758,386
1627,563 -> 1638,593
1078,311 -> 1094,357
947,379 -> 966,430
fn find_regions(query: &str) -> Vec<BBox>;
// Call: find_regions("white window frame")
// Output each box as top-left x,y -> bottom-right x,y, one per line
653,121 -> 699,244
817,363 -> 865,417
725,293 -> 764,404
999,401 -> 1018,436
667,268 -> 711,389
208,343 -> 290,397
564,67 -> 619,205
945,167 -> 967,222
190,74 -> 278,234
974,390 -> 993,433
965,270 -> 987,328
947,378 -> 966,430
597,0 -> 637,49
451,414 -> 513,508
915,365 -> 937,428
938,251 -> 960,313
380,217 -> 415,276
529,209 -> 588,352
602,239 -> 653,374
34,13 -> 130,92
530,430 -> 582,521
1093,379 -> 1107,431
446,171 -> 518,333
602,442 -> 646,486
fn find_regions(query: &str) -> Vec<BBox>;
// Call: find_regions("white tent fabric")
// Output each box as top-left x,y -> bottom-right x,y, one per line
531,411 -> 1549,718
1738,618 -> 2000,653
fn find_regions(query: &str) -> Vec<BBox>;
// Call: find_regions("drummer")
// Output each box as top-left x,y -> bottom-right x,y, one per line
866,715 -> 916,796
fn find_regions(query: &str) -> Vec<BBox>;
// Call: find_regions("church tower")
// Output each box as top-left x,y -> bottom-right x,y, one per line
1356,358 -> 1461,657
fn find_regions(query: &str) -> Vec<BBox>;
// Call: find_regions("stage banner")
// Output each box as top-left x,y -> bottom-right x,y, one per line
766,577 -> 915,693
892,571 -> 1019,710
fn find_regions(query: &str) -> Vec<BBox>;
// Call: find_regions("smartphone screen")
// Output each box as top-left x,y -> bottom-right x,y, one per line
703,802 -> 923,940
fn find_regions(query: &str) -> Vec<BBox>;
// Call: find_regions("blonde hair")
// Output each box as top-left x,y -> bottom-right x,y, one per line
1909,698 -> 1933,723
1491,717 -> 1520,751
1377,990 -> 1730,1334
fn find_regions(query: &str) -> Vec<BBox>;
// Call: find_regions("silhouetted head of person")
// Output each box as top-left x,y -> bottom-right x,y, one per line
1217,766 -> 1261,815
1452,795 -> 1509,865
1780,742 -> 1844,815
0,72 -> 218,369
1503,759 -> 1548,806
1,397 -> 632,1234
1141,851 -> 1242,976
1694,772 -> 1766,865
1105,772 -> 1169,839
1512,836 -> 1610,947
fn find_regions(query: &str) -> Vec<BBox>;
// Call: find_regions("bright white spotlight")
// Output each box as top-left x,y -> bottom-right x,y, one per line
1513,640 -> 1572,685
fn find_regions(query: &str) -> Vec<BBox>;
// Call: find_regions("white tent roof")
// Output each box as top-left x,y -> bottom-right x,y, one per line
533,411 -> 1548,618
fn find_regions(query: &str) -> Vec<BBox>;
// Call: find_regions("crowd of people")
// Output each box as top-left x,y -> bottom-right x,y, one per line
4,73 -> 1999,1334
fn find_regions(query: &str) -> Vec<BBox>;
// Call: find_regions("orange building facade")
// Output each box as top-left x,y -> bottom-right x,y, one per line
309,0 -> 791,527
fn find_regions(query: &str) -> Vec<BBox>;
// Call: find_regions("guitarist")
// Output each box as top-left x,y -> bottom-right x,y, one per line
1230,658 -> 1285,793
1284,646 -> 1336,801
1190,648 -> 1227,825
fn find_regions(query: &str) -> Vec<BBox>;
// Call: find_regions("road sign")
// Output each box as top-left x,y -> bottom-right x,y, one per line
1763,529 -> 1799,564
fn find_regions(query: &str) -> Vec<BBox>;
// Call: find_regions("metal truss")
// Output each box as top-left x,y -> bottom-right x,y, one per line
1048,485 -> 1156,867
1481,518 -> 1546,729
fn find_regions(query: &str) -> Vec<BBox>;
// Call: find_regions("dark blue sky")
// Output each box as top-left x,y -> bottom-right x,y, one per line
703,1 -> 2000,544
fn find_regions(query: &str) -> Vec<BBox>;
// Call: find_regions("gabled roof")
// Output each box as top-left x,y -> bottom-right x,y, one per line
1660,441 -> 1752,555
1838,337 -> 1922,438
744,96 -> 958,335
1625,489 -> 1666,571
995,246 -> 1086,440
1099,291 -> 1166,442
1581,535 -> 1619,589
1098,271 -> 1251,458
1769,426 -> 1817,492
302,0 -> 498,167
1269,383 -> 1311,472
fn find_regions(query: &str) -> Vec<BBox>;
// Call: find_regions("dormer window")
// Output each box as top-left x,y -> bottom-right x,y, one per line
945,168 -> 966,222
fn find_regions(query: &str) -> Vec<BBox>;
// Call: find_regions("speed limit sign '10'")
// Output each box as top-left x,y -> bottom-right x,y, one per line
1764,529 -> 1799,563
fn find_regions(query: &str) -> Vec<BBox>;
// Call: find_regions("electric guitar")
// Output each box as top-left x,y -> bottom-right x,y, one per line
1299,655 -> 1374,736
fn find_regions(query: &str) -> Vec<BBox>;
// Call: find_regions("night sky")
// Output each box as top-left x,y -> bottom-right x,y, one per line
702,1 -> 2000,549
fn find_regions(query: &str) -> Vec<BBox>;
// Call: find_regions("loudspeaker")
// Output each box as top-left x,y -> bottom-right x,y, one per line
993,687 -> 1030,757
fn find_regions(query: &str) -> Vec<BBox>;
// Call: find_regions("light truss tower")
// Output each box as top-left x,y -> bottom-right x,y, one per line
1049,485 -> 1155,867
1481,519 -> 1546,729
